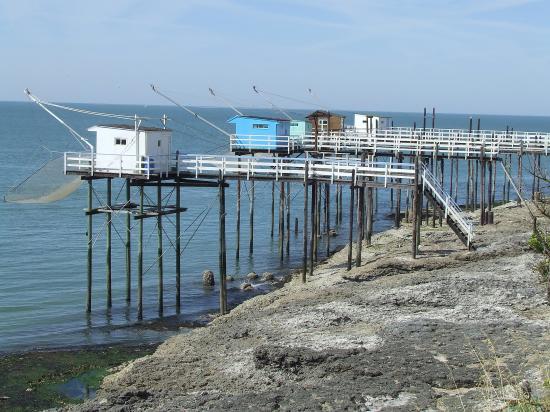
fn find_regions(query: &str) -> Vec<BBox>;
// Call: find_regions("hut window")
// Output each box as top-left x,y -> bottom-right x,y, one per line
319,120 -> 328,125
252,124 -> 268,129
290,122 -> 299,127
115,138 -> 127,145
157,140 -> 162,147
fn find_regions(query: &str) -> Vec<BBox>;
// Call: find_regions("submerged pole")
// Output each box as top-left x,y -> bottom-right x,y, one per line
175,177 -> 181,313
218,171 -> 227,314
347,170 -> 356,271
86,179 -> 93,313
137,184 -> 144,320
302,162 -> 309,283
157,177 -> 163,317
125,178 -> 131,304
249,177 -> 255,254
106,177 -> 112,309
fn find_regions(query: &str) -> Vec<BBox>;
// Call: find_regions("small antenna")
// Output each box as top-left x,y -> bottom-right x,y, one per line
252,85 -> 293,121
151,84 -> 232,138
208,88 -> 243,116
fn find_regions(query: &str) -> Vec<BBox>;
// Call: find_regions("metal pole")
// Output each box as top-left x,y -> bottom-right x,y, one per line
125,178 -> 131,304
218,171 -> 227,314
157,177 -> 163,317
86,179 -> 93,313
137,184 -> 144,320
302,162 -> 309,283
175,176 -> 181,313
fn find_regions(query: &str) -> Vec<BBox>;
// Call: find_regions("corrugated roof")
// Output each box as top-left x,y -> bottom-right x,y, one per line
92,124 -> 172,132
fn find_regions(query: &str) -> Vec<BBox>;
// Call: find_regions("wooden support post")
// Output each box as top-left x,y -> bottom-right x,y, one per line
86,179 -> 93,313
454,156 -> 459,202
236,176 -> 241,260
356,180 -> 364,267
395,154 -> 402,228
278,181 -> 285,261
325,183 -> 330,257
532,154 -> 537,200
412,156 -> 420,259
335,184 -> 340,227
270,181 -> 275,238
125,179 -> 131,304
449,158 -> 454,201
309,180 -> 316,276
286,182 -> 291,256
338,184 -> 343,224
106,178 -> 112,309
302,162 -> 309,283
313,181 -> 319,262
439,155 -> 444,227
137,185 -> 144,320
249,177 -> 254,254
518,142 -> 523,205
479,145 -> 485,226
175,177 -> 181,313
432,145 -> 438,228
506,154 -> 511,202
492,160 -> 493,224
491,157 -> 496,207
218,171 -> 227,314
347,170 -> 355,271
295,217 -> 299,234
537,154 -> 541,193
157,177 -> 164,317
366,183 -> 373,246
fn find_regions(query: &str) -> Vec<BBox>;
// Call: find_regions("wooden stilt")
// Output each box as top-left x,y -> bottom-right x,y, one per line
86,179 -> 93,313
356,180 -> 364,267
218,171 -> 227,314
286,182 -> 291,256
488,157 -> 493,224
249,177 -> 254,254
309,180 -> 316,276
157,177 -> 164,317
491,157 -> 496,207
506,153 -> 511,202
338,184 -> 343,224
236,176 -> 241,260
125,178 -> 131,304
454,156 -> 459,202
137,184 -> 144,320
302,162 -> 309,283
532,154 -> 537,200
347,170 -> 355,271
278,181 -> 285,261
325,183 -> 330,257
270,181 -> 275,238
432,145 -> 438,228
295,217 -> 299,234
412,156 -> 420,259
395,154 -> 402,228
366,183 -> 373,246
518,142 -> 523,205
106,178 -> 112,309
480,146 -> 486,225
175,177 -> 181,313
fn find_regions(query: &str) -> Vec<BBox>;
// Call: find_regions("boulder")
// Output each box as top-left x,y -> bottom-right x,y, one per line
240,282 -> 253,291
246,272 -> 258,280
202,270 -> 215,287
261,272 -> 274,281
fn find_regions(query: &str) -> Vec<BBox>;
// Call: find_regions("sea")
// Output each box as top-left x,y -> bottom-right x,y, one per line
1,101 -> 549,354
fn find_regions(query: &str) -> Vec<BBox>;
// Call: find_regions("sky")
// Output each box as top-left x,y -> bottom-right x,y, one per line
1,0 -> 549,115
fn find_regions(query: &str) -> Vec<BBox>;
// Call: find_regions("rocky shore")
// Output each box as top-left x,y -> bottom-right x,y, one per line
67,203 -> 550,411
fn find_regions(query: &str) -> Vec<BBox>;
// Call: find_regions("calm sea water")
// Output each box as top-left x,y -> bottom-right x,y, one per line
1,101 -> 549,354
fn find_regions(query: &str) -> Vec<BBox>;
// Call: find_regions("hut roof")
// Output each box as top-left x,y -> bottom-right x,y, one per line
306,110 -> 345,119
89,124 -> 172,132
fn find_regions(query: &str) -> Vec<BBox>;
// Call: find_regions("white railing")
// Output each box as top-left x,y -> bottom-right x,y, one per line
229,134 -> 302,154
421,164 -> 474,246
301,127 -> 550,157
64,152 -> 175,178
177,154 -> 416,184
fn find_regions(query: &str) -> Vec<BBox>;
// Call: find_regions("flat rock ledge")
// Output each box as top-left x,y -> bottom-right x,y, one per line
65,203 -> 550,411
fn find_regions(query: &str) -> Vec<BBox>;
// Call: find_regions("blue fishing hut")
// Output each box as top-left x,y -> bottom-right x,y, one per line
228,115 -> 290,152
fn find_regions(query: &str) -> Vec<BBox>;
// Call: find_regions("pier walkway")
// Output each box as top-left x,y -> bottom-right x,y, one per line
231,127 -> 550,157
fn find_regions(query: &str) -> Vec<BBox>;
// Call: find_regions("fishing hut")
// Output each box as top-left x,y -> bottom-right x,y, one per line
353,114 -> 392,132
227,115 -> 294,154
306,110 -> 345,133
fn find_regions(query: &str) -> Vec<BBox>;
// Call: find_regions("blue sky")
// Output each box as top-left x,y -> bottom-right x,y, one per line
1,0 -> 549,115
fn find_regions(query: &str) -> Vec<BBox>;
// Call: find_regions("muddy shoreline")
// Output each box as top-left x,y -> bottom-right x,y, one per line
61,202 -> 550,411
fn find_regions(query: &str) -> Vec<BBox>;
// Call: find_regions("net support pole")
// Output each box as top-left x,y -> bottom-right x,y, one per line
86,179 -> 93,313
157,177 -> 164,317
137,185 -> 144,320
125,179 -> 131,304
175,176 -> 181,313
106,178 -> 112,309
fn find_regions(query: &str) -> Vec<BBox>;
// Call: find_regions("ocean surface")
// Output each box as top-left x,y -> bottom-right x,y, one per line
1,101 -> 549,354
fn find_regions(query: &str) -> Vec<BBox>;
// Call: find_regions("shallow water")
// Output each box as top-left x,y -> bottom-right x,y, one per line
0,101 -> 548,353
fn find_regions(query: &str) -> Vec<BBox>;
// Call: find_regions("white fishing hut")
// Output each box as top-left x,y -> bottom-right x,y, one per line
88,124 -> 173,175
353,114 -> 392,132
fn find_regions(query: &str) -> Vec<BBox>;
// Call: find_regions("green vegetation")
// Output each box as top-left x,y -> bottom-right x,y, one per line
0,345 -> 156,412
